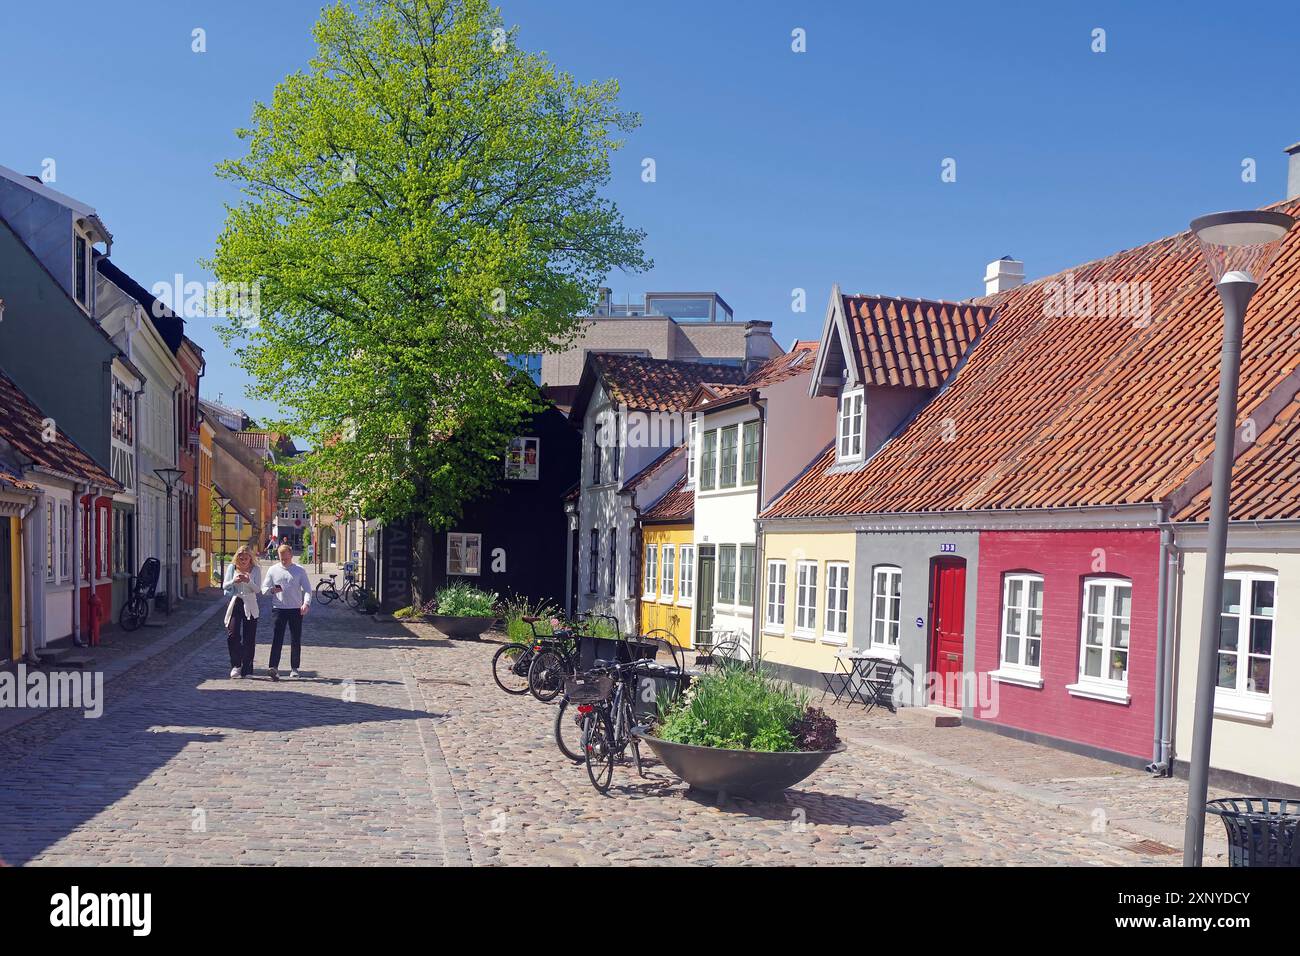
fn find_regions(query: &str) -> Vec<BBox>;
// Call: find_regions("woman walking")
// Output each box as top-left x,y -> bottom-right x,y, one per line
223,546 -> 262,679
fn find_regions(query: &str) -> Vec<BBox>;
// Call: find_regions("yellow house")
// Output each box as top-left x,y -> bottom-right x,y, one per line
638,477 -> 695,647
753,527 -> 857,683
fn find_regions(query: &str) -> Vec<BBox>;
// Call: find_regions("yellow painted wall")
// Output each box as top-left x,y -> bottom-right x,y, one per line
757,529 -> 856,674
639,523 -> 695,646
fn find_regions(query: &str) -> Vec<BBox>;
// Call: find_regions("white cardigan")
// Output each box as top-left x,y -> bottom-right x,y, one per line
223,562 -> 263,627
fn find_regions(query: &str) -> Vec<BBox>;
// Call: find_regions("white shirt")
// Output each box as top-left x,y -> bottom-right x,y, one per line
262,561 -> 313,611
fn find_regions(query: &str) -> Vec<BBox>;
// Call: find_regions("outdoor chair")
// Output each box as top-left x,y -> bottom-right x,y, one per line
861,661 -> 899,713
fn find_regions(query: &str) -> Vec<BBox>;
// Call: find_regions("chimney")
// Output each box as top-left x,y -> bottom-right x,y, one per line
1286,142 -> 1300,201
983,256 -> 1024,295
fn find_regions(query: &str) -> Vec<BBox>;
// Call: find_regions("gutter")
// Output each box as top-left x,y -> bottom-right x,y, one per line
1149,504 -> 1173,774
748,392 -> 766,662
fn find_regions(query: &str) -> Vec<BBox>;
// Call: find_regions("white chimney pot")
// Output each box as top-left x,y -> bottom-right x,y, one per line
984,257 -> 1025,295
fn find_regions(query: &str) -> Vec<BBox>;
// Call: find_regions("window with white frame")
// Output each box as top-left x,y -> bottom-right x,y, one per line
447,532 -> 482,575
765,560 -> 787,630
661,545 -> 675,602
870,565 -> 901,648
687,420 -> 697,485
679,545 -> 695,604
795,561 -> 818,635
45,500 -> 55,580
1219,571 -> 1275,698
59,502 -> 70,580
838,388 -> 864,461
1000,573 -> 1044,672
738,545 -> 755,608
699,430 -> 717,491
741,420 -> 760,486
643,543 -> 659,599
718,425 -> 738,488
825,562 -> 850,639
1078,577 -> 1131,686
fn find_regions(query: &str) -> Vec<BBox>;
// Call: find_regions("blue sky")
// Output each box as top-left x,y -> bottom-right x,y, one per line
3,0 -> 1298,427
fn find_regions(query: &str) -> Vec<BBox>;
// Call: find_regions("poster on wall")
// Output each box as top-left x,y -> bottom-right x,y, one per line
504,436 -> 539,480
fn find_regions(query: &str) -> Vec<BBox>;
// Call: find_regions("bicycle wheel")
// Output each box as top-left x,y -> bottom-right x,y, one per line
527,650 -> 567,703
314,580 -> 338,604
554,698 -> 585,762
491,643 -> 533,695
619,692 -> 644,777
118,596 -> 145,632
583,709 -> 616,794
344,585 -> 363,609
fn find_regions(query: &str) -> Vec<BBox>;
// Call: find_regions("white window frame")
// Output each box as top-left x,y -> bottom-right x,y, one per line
794,560 -> 818,638
765,559 -> 787,633
837,387 -> 865,462
642,542 -> 659,600
992,573 -> 1045,688
45,500 -> 55,581
446,532 -> 482,576
1216,570 -> 1276,713
824,561 -> 850,643
687,419 -> 697,485
678,545 -> 695,605
59,501 -> 70,581
870,565 -> 902,650
660,544 -> 675,602
1068,577 -> 1132,704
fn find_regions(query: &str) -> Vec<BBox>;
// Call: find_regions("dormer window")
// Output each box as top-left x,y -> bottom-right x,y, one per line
74,234 -> 89,306
837,388 -> 864,461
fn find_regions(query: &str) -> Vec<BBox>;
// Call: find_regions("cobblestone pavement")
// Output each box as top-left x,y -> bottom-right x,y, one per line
0,582 -> 465,866
402,626 -> 1189,867
0,592 -> 1201,865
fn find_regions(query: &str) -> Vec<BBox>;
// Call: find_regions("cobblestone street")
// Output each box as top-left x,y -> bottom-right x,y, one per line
0,594 -> 1211,866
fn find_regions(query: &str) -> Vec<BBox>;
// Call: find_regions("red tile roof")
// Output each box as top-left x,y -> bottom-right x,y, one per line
763,199 -> 1300,520
1176,394 -> 1300,522
842,296 -> 996,389
690,345 -> 820,409
642,475 -> 693,522
0,371 -> 118,489
624,443 -> 686,493
575,354 -> 748,416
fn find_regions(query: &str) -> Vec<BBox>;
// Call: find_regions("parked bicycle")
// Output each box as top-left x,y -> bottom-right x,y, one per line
118,557 -> 160,632
567,658 -> 656,794
314,566 -> 360,606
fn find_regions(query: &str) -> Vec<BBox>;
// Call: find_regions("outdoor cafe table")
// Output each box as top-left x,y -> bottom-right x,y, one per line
828,651 -> 889,706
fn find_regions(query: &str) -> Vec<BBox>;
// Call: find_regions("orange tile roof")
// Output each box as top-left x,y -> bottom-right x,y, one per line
1176,394 -> 1300,522
763,199 -> 1300,520
624,444 -> 686,493
0,371 -> 118,490
643,475 -> 693,522
842,296 -> 996,389
578,354 -> 748,415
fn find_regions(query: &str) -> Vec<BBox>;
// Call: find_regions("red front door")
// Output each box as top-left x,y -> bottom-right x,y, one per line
928,557 -> 966,708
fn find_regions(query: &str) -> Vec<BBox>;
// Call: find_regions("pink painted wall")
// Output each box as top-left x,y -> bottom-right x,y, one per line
974,529 -> 1160,760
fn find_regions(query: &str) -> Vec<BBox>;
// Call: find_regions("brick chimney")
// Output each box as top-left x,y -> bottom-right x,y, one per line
983,256 -> 1024,295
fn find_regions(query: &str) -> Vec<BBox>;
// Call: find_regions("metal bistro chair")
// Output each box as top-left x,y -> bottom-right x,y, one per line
820,652 -> 855,705
860,659 -> 899,713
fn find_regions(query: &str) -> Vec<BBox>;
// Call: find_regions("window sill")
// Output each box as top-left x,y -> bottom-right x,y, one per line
1065,681 -> 1130,705
1214,694 -> 1273,725
821,634 -> 848,647
762,627 -> 785,637
677,598 -> 693,607
863,646 -> 901,662
792,630 -> 816,642
990,668 -> 1044,690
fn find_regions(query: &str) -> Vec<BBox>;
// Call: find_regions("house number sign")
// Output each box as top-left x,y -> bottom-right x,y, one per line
940,543 -> 957,553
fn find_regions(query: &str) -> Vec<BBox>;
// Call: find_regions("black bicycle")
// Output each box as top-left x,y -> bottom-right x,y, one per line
527,626 -> 580,703
492,640 -> 535,695
315,567 -> 360,606
119,557 -> 160,631
568,658 -> 655,793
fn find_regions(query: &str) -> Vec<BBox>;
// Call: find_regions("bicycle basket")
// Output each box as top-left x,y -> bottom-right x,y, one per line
564,674 -> 613,704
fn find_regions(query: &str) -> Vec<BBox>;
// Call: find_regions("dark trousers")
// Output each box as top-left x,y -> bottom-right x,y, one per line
270,609 -> 304,671
226,601 -> 258,676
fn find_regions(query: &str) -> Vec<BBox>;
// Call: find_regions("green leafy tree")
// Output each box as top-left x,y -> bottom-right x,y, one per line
210,0 -> 648,597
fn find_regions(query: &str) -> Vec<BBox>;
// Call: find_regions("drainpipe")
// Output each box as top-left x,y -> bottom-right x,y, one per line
25,492 -> 47,663
72,482 -> 84,646
748,392 -> 766,662
1160,539 -> 1181,772
17,499 -> 36,662
1148,506 -> 1171,773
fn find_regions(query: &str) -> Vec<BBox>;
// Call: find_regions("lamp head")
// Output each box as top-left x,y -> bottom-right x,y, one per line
1190,210 -> 1294,286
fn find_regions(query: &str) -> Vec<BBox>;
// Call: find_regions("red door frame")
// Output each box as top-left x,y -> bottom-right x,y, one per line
928,556 -> 966,708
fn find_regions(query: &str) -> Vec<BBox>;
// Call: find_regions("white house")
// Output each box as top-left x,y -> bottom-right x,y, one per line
569,354 -> 748,636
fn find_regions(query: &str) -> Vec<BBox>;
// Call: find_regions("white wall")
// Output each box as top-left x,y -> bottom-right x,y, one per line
1173,546 -> 1300,788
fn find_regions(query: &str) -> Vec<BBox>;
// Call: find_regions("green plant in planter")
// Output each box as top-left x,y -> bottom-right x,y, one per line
502,596 -> 559,643
656,663 -> 810,752
434,582 -> 497,617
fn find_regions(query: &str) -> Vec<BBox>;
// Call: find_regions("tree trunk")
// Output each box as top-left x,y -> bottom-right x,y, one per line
410,514 -> 435,609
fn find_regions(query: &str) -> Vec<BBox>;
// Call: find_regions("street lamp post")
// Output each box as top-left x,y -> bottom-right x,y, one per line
215,495 -> 232,582
1183,209 -> 1293,866
154,467 -> 185,616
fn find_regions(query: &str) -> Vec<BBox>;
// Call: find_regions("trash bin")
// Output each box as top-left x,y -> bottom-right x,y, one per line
1206,797 -> 1300,867
577,635 -> 658,670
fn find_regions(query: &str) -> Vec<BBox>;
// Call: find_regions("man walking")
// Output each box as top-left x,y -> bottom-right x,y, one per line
262,543 -> 312,680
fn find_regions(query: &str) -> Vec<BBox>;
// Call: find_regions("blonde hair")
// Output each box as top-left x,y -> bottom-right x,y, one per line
233,546 -> 255,566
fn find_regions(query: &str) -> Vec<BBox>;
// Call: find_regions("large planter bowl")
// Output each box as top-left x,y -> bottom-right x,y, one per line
424,614 -> 496,641
636,733 -> 845,800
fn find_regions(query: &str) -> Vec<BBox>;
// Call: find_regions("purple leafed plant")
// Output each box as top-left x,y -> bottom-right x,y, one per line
791,707 -> 840,752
